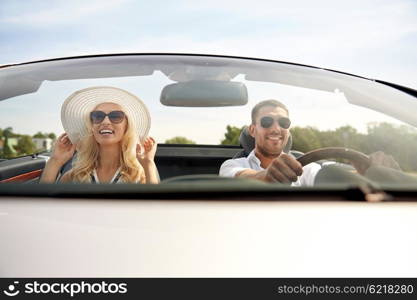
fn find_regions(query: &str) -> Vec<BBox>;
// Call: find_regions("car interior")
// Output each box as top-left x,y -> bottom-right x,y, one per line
1,54 -> 417,195
0,126 -> 304,183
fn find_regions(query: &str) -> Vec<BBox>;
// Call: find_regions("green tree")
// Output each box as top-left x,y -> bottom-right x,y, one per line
315,125 -> 366,151
33,132 -> 46,138
3,127 -> 13,138
214,122 -> 417,172
15,135 -> 36,155
165,136 -> 196,144
334,126 -> 364,149
290,126 -> 321,152
48,133 -> 57,140
221,125 -> 243,145
365,122 -> 417,171
2,136 -> 14,158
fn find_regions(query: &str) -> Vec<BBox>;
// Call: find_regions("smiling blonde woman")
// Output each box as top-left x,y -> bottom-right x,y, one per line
40,86 -> 159,184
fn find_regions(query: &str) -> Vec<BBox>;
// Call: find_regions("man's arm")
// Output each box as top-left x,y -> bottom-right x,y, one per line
235,169 -> 270,181
237,154 -> 303,183
221,153 -> 303,183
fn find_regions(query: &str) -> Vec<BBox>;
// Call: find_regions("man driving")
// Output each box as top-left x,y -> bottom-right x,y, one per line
220,99 -> 320,185
219,99 -> 404,186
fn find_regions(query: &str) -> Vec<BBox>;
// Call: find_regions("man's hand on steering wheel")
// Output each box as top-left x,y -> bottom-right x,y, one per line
353,151 -> 401,175
296,147 -> 402,176
262,153 -> 303,183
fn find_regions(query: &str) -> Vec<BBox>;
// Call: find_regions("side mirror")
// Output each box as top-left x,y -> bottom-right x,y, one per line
160,80 -> 248,107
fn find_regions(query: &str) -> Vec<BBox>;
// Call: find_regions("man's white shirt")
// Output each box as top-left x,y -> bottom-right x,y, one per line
219,150 -> 321,186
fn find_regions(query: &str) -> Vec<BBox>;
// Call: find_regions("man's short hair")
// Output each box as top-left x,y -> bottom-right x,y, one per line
251,99 -> 289,124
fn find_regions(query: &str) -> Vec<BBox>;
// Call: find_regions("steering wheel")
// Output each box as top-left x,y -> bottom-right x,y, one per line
296,147 -> 371,174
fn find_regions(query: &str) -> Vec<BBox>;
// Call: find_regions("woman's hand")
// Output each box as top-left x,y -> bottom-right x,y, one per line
40,133 -> 75,183
51,133 -> 76,165
136,137 -> 159,184
136,137 -> 157,163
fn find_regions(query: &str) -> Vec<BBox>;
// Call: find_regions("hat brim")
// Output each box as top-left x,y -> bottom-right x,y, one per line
61,86 -> 150,144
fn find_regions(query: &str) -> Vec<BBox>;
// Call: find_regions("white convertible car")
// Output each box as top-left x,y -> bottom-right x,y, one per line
0,54 -> 416,277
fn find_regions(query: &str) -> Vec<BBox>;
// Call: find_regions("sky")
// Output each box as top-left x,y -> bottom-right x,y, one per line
1,0 -> 417,88
0,0 -> 417,144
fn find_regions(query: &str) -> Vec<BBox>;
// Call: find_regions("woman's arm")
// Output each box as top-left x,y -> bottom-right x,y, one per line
141,159 -> 159,184
58,172 -> 72,183
39,133 -> 75,183
40,157 -> 67,183
137,137 -> 159,184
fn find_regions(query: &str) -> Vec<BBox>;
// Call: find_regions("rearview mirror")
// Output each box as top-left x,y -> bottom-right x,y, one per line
160,80 -> 248,107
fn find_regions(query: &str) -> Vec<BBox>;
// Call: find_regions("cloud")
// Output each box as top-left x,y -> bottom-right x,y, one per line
0,0 -> 416,87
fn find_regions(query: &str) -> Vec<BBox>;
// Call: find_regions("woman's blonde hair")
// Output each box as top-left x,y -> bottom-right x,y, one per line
66,104 -> 146,183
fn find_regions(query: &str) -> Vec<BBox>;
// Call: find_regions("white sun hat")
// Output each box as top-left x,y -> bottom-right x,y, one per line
61,86 -> 150,144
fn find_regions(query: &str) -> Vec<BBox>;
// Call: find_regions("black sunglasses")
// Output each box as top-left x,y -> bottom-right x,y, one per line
260,116 -> 291,129
90,110 -> 126,124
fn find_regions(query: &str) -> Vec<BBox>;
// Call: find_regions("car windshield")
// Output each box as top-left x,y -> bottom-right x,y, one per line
1,54 -> 417,191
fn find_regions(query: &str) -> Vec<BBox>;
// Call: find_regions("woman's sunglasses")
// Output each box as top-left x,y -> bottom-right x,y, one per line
90,110 -> 126,124
260,116 -> 291,129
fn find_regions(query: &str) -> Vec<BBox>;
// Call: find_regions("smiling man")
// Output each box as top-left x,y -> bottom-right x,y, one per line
219,100 -> 321,186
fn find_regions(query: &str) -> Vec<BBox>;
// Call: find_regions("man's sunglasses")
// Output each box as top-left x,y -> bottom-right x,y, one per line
260,116 -> 291,129
90,110 -> 126,124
